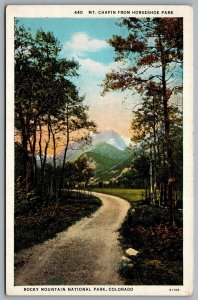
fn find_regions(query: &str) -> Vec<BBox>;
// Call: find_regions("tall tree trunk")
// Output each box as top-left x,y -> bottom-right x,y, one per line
38,121 -> 51,201
17,103 -> 29,190
32,120 -> 37,186
50,126 -> 58,202
158,33 -> 176,225
62,106 -> 70,170
164,181 -> 168,207
157,126 -> 163,206
27,120 -> 37,186
61,106 -> 70,191
161,66 -> 175,224
159,183 -> 163,206
152,110 -> 157,205
22,137 -> 29,190
149,145 -> 153,204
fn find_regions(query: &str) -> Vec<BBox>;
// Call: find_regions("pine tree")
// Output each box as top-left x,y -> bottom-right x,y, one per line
103,18 -> 183,224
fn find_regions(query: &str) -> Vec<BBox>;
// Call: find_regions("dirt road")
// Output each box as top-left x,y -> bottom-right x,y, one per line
15,192 -> 130,285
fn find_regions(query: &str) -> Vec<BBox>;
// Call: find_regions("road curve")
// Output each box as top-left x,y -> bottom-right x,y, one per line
15,192 -> 130,285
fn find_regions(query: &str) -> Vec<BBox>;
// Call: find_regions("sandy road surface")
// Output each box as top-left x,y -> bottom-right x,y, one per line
15,192 -> 130,285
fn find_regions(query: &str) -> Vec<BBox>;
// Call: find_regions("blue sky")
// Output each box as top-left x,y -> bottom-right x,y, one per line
18,18 -> 127,64
17,18 -> 133,139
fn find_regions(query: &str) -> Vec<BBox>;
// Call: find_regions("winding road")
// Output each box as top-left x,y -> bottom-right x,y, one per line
15,192 -> 130,285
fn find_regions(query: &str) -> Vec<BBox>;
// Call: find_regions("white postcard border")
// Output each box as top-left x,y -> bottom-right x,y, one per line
6,5 -> 193,296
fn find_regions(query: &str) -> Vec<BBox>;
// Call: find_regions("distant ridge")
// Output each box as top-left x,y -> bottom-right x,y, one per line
48,130 -> 133,183
56,129 -> 131,162
92,129 -> 129,150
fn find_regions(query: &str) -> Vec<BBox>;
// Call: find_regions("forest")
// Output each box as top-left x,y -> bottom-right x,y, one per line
102,17 -> 183,224
14,17 -> 183,285
15,22 -> 97,213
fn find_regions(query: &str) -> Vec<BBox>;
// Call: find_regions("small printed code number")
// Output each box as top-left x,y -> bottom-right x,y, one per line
169,288 -> 180,291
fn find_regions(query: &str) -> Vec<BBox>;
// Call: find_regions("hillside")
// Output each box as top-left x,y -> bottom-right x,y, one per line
54,130 -> 133,183
74,142 -> 133,183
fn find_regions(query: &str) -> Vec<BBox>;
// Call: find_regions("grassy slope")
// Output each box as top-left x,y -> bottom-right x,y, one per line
85,152 -> 130,181
15,192 -> 102,253
88,142 -> 129,159
70,142 -> 133,182
93,188 -> 145,203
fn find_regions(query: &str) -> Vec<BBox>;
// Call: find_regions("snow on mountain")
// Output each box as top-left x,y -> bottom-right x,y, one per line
54,130 -> 131,164
92,130 -> 130,150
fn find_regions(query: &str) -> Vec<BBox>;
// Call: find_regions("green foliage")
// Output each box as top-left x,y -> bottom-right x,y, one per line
88,142 -> 130,160
62,156 -> 94,191
127,206 -> 182,228
103,18 -> 183,95
120,259 -> 183,285
69,142 -> 135,183
119,205 -> 183,285
103,17 -> 183,224
85,152 -> 128,182
15,177 -> 39,215
15,25 -> 78,130
15,192 -> 101,252
14,23 -> 96,205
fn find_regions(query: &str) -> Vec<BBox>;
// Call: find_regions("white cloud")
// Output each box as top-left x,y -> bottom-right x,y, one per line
71,57 -> 131,108
64,32 -> 108,54
78,57 -> 110,74
77,57 -> 126,76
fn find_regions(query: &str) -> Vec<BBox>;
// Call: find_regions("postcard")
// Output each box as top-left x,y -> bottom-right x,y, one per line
6,5 -> 193,296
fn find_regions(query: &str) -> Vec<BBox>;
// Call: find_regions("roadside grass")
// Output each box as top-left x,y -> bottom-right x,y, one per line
119,205 -> 183,285
92,188 -> 145,203
92,187 -> 183,284
14,191 -> 101,253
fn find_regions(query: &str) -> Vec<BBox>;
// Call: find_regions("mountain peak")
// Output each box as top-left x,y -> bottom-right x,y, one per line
92,130 -> 129,150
